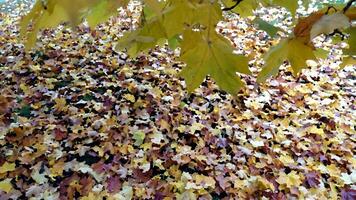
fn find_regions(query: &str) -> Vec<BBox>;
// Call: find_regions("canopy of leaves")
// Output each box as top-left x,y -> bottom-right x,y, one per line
19,0 -> 356,94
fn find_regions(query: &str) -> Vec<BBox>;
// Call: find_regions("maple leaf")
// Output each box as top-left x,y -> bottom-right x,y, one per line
222,0 -> 258,17
133,131 -> 146,146
0,179 -> 12,193
107,175 -> 121,193
180,30 -> 250,94
276,171 -> 302,190
341,189 -> 356,200
310,12 -> 350,40
113,184 -> 133,199
340,56 -> 356,69
0,162 -> 16,174
272,0 -> 299,17
54,98 -> 68,112
163,0 -> 195,38
86,0 -> 129,28
257,38 -> 316,83
253,17 -> 283,37
294,11 -> 325,42
305,172 -> 320,188
344,27 -> 356,56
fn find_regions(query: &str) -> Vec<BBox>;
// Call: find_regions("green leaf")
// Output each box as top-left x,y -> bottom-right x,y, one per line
0,179 -> 12,193
87,0 -> 129,28
257,39 -> 288,83
222,0 -> 258,17
180,30 -> 250,94
340,56 -> 356,69
133,131 -> 146,146
344,27 -> 356,56
192,0 -> 223,28
272,0 -> 298,17
313,48 -> 329,59
163,0 -> 195,38
168,35 -> 181,49
0,162 -> 16,174
116,19 -> 167,57
17,105 -> 32,118
144,0 -> 166,17
252,17 -> 282,37
257,38 -> 316,83
287,38 -> 316,75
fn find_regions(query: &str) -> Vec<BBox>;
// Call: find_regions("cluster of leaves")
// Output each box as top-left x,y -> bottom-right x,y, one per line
19,0 -> 356,95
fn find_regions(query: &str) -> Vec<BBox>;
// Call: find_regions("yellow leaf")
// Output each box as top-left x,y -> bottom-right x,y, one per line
81,192 -> 97,200
54,98 -> 67,112
195,174 -> 216,188
287,38 -> 316,75
327,164 -> 341,178
257,38 -> 316,82
276,171 -> 302,189
279,155 -> 295,165
124,94 -> 136,103
0,162 -> 16,174
50,159 -> 65,177
20,83 -> 30,95
308,126 -> 325,136
0,179 -> 12,193
255,176 -> 275,191
222,0 -> 258,17
177,190 -> 197,200
180,30 -> 250,94
273,0 -> 298,17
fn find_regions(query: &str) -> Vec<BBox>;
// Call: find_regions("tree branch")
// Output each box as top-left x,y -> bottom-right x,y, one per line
222,0 -> 244,11
343,0 -> 355,13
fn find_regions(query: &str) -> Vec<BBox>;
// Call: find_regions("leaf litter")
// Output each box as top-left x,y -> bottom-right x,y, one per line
0,1 -> 355,199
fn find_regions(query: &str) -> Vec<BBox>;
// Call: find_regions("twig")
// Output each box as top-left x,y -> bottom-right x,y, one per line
343,0 -> 355,13
222,0 -> 244,11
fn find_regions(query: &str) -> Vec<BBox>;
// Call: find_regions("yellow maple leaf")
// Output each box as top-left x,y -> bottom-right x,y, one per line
327,164 -> 341,178
308,126 -> 325,137
0,162 -> 16,174
279,154 -> 295,165
123,94 -> 136,103
276,171 -> 302,189
81,192 -> 97,200
54,98 -> 68,112
195,174 -> 216,189
0,179 -> 12,193
50,159 -> 65,177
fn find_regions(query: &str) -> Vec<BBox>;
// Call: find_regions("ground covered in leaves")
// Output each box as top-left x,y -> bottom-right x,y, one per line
0,2 -> 355,200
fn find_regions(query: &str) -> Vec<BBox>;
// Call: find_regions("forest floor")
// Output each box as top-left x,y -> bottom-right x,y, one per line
0,2 -> 355,200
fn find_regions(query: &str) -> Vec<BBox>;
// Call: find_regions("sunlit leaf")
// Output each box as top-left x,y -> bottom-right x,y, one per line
180,30 -> 250,94
222,0 -> 258,17
257,38 -> 316,82
344,27 -> 356,56
340,56 -> 356,69
272,0 -> 298,17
